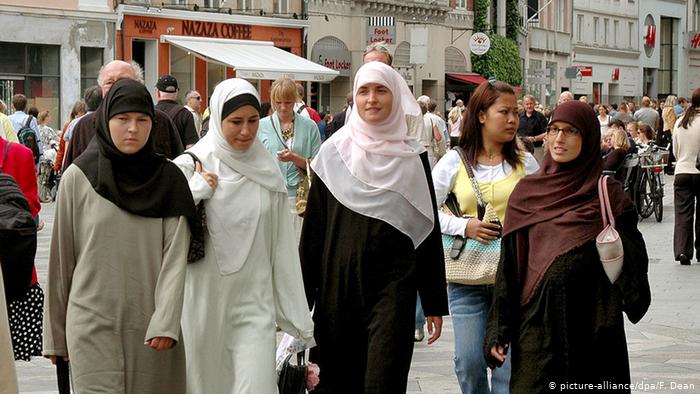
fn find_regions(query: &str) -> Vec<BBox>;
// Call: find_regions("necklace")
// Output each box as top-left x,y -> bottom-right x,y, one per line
281,120 -> 294,141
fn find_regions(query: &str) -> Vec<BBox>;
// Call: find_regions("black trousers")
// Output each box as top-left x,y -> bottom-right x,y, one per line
673,174 -> 700,260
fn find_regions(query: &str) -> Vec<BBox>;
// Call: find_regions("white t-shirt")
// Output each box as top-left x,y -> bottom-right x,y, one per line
449,117 -> 462,137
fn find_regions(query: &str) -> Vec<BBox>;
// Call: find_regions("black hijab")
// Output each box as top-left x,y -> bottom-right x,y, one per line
74,79 -> 195,219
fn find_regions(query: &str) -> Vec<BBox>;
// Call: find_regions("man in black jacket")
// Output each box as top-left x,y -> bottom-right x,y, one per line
518,95 -> 548,161
155,75 -> 199,149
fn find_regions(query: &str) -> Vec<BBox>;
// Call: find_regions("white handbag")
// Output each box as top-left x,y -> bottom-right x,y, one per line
596,175 -> 624,284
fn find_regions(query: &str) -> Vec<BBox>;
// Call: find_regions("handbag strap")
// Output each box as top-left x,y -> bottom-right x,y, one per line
183,151 -> 202,172
453,147 -> 486,220
598,175 -> 616,228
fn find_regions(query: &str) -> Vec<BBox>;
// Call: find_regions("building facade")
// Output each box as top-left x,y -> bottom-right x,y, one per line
522,0 -> 573,107
117,1 -> 338,108
688,0 -> 700,97
306,0 -> 476,115
639,0 -> 688,100
571,0 -> 642,105
0,0 -> 115,129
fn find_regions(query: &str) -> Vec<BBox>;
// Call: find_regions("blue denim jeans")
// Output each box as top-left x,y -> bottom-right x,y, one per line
415,293 -> 426,330
448,283 -> 511,394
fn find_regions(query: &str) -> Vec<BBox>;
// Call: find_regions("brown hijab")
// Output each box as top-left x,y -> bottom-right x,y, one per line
504,100 -> 634,306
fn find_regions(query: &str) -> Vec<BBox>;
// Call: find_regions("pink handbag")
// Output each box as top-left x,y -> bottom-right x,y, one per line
596,176 -> 624,283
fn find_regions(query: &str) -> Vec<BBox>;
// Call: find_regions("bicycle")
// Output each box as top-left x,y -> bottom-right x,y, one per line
635,145 -> 669,222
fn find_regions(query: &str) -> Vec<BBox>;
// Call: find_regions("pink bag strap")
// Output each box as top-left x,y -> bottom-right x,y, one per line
598,175 -> 616,228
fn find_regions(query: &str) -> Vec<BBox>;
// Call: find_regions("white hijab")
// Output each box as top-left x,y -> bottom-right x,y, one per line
312,62 -> 435,248
189,78 -> 286,275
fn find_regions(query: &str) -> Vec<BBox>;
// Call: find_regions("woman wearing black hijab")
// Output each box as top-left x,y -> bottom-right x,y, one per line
484,101 -> 651,393
43,79 -> 194,393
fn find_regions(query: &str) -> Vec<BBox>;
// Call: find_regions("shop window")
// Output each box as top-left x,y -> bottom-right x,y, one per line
0,42 -> 60,129
81,47 -> 103,96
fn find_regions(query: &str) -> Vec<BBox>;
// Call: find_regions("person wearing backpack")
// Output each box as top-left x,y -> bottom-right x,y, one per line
9,94 -> 43,164
0,133 -> 42,362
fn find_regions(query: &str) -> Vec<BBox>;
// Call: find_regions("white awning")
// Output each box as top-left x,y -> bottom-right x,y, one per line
161,35 -> 339,82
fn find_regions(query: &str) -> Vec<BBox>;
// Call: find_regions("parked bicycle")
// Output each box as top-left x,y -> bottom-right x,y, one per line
610,144 -> 669,223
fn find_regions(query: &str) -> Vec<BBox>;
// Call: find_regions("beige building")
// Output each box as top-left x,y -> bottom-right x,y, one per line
687,0 -> 700,98
0,0 -> 115,129
306,0 -> 476,115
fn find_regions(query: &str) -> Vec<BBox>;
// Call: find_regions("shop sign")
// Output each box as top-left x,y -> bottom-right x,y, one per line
134,19 -> 157,34
576,65 -> 592,77
689,31 -> 700,51
367,16 -> 396,44
368,26 -> 396,45
311,50 -> 351,77
611,68 -> 620,81
469,33 -> 490,56
182,20 -> 252,40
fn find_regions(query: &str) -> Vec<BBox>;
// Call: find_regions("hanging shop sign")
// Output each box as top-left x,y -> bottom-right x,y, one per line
689,31 -> 700,51
469,33 -> 490,56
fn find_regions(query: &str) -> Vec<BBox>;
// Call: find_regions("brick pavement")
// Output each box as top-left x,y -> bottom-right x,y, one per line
15,174 -> 700,393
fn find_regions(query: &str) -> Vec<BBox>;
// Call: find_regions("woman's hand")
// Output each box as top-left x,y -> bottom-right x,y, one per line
465,219 -> 501,244
489,343 -> 508,366
47,355 -> 69,365
194,160 -> 218,191
145,337 -> 174,351
426,316 -> 443,344
277,149 -> 307,170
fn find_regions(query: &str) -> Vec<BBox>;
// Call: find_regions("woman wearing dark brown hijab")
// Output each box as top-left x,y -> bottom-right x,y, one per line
484,101 -> 651,393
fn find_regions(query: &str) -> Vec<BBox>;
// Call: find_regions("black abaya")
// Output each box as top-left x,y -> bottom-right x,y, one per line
300,152 -> 448,394
485,209 -> 651,393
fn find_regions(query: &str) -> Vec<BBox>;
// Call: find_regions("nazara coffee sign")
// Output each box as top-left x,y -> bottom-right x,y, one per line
182,20 -> 252,40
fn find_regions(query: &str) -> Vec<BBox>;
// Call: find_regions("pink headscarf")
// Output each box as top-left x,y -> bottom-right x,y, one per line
312,62 -> 435,248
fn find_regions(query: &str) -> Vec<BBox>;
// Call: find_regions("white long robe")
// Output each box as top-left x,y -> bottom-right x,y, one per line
175,150 -> 314,394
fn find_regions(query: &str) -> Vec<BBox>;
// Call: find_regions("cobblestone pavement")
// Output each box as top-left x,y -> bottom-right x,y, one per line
15,174 -> 700,393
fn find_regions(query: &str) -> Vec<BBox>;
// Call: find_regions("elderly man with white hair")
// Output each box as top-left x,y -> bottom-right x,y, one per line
64,60 -> 184,167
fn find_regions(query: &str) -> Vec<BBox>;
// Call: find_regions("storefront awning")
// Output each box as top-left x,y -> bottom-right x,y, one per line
161,35 -> 339,82
446,73 -> 488,85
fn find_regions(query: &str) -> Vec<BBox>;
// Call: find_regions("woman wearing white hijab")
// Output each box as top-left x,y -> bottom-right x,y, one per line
299,62 -> 448,393
174,78 -> 314,393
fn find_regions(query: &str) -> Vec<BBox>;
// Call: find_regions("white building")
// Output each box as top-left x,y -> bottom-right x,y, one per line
571,0 -> 642,104
0,0 -> 116,129
306,0 -> 475,115
639,0 -> 688,99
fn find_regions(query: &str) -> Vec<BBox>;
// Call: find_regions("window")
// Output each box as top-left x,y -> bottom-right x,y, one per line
237,0 -> 253,11
0,42 -> 61,129
577,14 -> 583,41
694,0 -> 700,31
604,18 -> 609,45
557,0 -> 566,32
614,20 -> 620,48
594,17 -> 599,43
629,22 -> 634,48
80,47 -> 102,96
204,0 -> 221,7
456,0 -> 467,9
273,0 -> 288,13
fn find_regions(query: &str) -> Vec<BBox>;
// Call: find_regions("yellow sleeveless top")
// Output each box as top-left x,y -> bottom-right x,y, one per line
453,158 -> 526,223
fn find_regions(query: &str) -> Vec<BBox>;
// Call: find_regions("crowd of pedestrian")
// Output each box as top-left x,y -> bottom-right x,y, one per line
13,40 -> 700,393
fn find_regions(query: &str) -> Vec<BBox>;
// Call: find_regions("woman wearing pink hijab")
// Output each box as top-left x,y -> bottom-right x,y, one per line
299,62 -> 448,393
